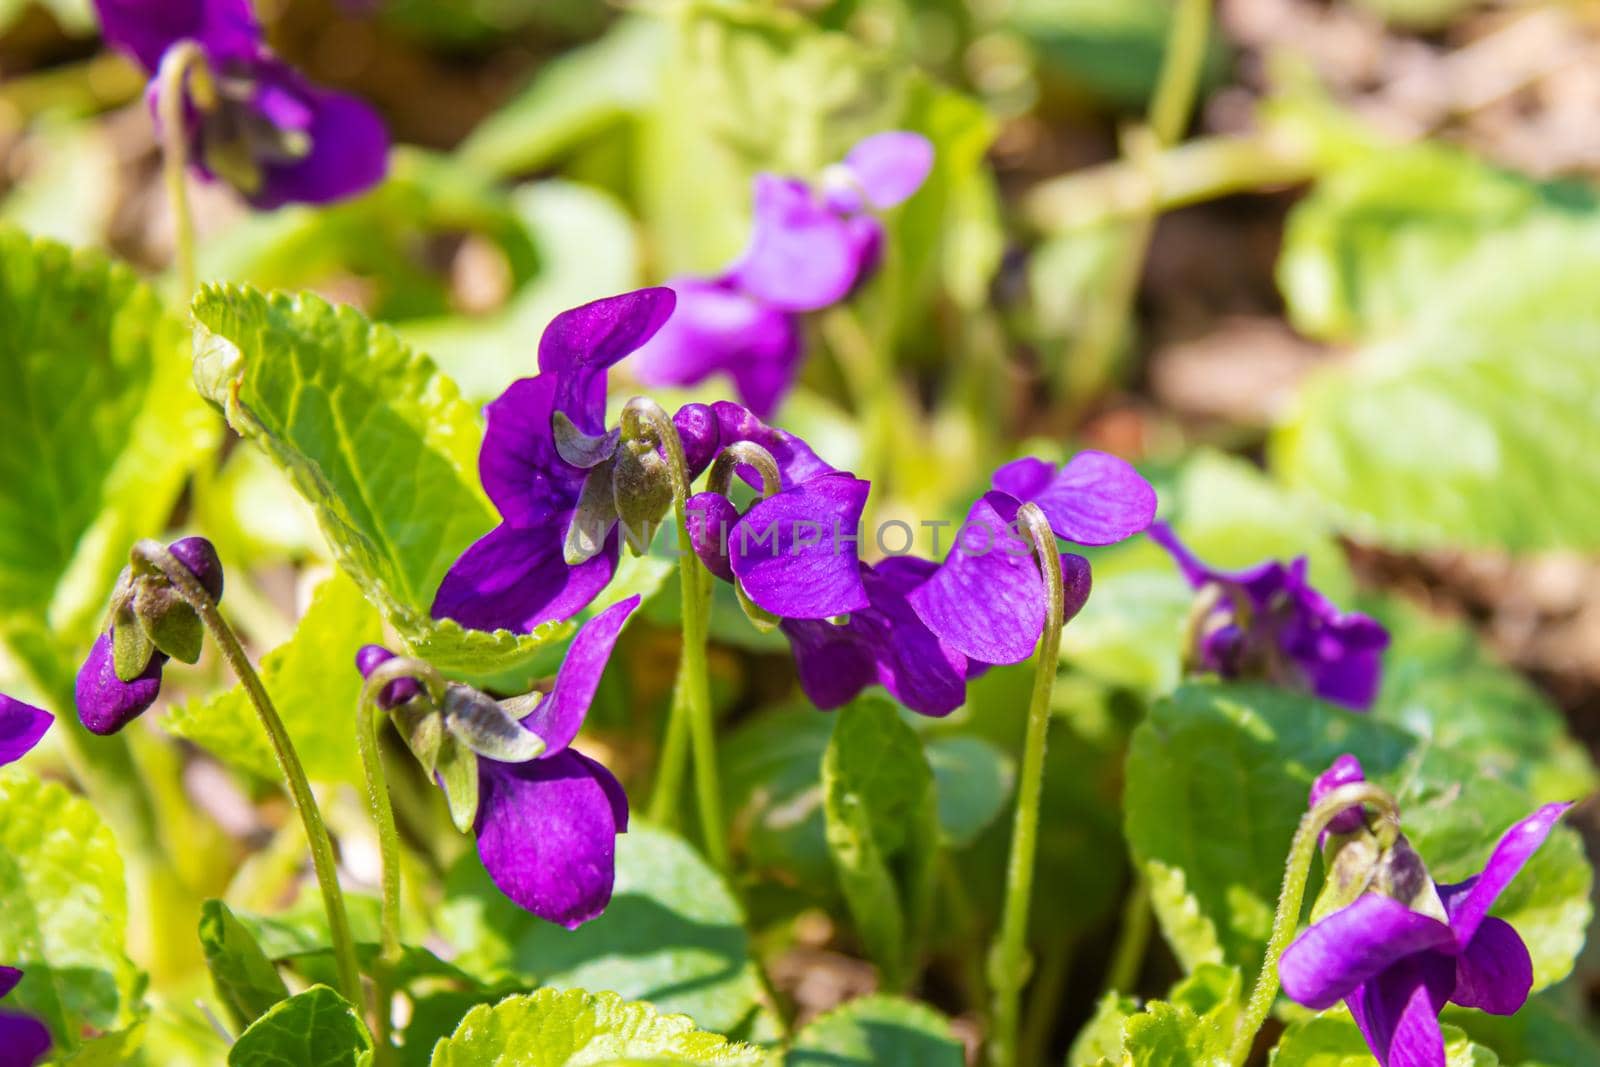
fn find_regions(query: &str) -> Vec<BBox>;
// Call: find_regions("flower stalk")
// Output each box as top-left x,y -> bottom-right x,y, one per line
356,657 -> 442,1064
986,502 -> 1066,1067
130,539 -> 364,1010
628,399 -> 728,870
154,41 -> 214,298
1229,780 -> 1402,1065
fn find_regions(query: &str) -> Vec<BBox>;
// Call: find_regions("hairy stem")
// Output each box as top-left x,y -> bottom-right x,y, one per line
133,540 -> 364,1011
154,42 -> 214,299
627,399 -> 728,869
1229,782 -> 1402,1064
986,503 -> 1065,1067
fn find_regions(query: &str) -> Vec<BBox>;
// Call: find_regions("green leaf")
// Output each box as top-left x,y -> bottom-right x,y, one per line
821,696 -> 939,988
1271,217 -> 1600,552
784,995 -> 963,1066
1368,599 -> 1597,804
226,985 -> 371,1067
925,735 -> 1014,849
459,16 -> 667,178
441,824 -> 766,1035
0,228 -> 217,666
1270,1016 -> 1498,1067
165,571 -> 383,784
198,899 -> 290,1033
0,770 -> 143,1050
1277,143 -> 1589,342
1125,683 -> 1592,990
721,706 -> 835,889
1446,992 -> 1600,1067
427,987 -> 766,1066
191,283 -> 571,678
1067,993 -> 1138,1067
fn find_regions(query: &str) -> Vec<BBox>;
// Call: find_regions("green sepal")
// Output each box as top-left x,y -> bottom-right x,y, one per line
611,438 -> 671,556
392,700 -> 444,779
565,463 -> 619,566
437,734 -> 482,833
131,575 -> 206,664
443,684 -> 546,764
111,601 -> 157,681
552,410 -> 620,469
734,582 -> 780,633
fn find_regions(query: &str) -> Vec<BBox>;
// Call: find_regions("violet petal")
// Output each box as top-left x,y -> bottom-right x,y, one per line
1016,450 -> 1157,546
517,596 -> 639,756
1450,916 -> 1533,1016
238,58 -> 388,210
687,492 -> 740,582
1278,894 -> 1454,1011
729,473 -> 870,619
1347,952 -> 1455,1067
0,696 -> 51,767
538,288 -> 676,429
474,748 -> 626,929
731,175 -> 859,312
843,131 -> 934,209
1437,802 -> 1571,946
75,631 -> 166,736
93,0 -> 260,72
0,1009 -> 51,1067
431,521 -> 618,633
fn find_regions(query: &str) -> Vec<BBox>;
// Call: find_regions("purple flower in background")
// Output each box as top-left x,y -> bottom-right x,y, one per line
1147,521 -> 1389,710
909,453 -> 1157,666
0,966 -> 50,1067
93,0 -> 388,209
1280,757 -> 1570,1067
632,131 -> 934,417
0,696 -> 51,767
360,597 -> 639,928
433,289 -> 676,634
76,536 -> 224,735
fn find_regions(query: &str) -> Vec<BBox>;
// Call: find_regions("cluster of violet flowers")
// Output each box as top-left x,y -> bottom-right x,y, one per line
1279,756 -> 1569,1067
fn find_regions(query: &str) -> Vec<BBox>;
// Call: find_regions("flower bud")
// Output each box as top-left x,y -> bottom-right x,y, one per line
611,438 -> 672,555
76,631 -> 166,735
168,536 -> 225,603
674,403 -> 720,479
355,645 -> 421,710
686,492 -> 738,581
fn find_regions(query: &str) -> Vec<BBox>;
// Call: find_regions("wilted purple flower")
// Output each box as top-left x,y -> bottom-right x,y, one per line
360,597 -> 638,928
1147,522 -> 1389,711
0,966 -> 50,1067
1280,757 -> 1570,1067
93,0 -> 388,209
432,289 -> 676,633
909,453 -> 1157,666
76,536 -> 225,735
632,131 -> 934,417
0,696 -> 51,767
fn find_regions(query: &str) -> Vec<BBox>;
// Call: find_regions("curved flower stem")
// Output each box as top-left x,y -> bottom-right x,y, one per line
626,399 -> 728,870
1103,870 -> 1152,993
1229,781 -> 1403,1065
986,503 -> 1065,1067
354,660 -> 441,1067
154,41 -> 215,300
132,539 -> 364,1011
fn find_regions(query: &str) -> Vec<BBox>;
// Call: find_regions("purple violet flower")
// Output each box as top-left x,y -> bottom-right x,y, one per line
76,536 -> 224,735
0,696 -> 51,767
631,131 -> 934,417
909,453 -> 1157,666
0,966 -> 51,1067
1147,521 -> 1390,711
93,0 -> 388,209
1280,757 -> 1570,1067
432,289 -> 677,634
360,597 -> 639,928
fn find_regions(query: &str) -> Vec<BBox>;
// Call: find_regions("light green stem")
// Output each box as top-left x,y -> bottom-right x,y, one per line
986,503 -> 1065,1067
357,660 -> 435,1067
627,400 -> 727,870
1149,0 -> 1214,145
155,42 -> 214,299
134,540 -> 364,1011
1229,782 -> 1402,1064
822,306 -> 894,515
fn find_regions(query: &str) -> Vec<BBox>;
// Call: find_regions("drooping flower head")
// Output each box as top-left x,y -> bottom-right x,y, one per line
1280,756 -> 1570,1067
432,289 -> 677,634
76,536 -> 225,735
359,597 -> 639,928
632,131 -> 934,417
909,453 -> 1158,666
0,966 -> 51,1067
93,0 -> 388,209
1147,522 -> 1389,711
